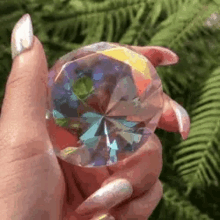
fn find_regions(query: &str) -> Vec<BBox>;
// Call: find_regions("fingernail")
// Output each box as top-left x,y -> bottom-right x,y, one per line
76,179 -> 133,216
90,213 -> 115,220
11,14 -> 33,59
169,100 -> 190,140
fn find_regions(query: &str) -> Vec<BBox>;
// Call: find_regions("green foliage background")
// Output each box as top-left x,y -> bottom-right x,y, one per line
0,0 -> 220,219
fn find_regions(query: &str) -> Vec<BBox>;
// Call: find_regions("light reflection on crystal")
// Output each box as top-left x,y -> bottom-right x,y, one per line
48,42 -> 164,167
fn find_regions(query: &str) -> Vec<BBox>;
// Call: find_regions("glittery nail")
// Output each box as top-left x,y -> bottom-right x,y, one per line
169,100 -> 190,140
11,14 -> 33,59
76,179 -> 133,216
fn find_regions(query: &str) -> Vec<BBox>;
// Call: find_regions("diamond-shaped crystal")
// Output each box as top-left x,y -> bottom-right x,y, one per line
48,42 -> 164,167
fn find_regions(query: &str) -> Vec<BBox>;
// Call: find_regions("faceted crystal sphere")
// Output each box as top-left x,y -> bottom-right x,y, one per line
48,42 -> 164,167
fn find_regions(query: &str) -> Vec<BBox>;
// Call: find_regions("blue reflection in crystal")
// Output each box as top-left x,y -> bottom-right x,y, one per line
93,69 -> 103,81
64,82 -> 71,90
82,112 -> 102,124
109,139 -> 118,150
53,110 -> 65,119
80,117 -> 103,142
110,150 -> 118,162
83,136 -> 99,149
79,111 -> 141,163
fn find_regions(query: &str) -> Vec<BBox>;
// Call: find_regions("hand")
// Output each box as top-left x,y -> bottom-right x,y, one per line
0,14 -> 190,220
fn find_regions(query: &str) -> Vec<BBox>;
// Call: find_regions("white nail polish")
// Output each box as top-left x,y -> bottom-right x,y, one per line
170,100 -> 190,140
11,14 -> 33,59
76,179 -> 133,216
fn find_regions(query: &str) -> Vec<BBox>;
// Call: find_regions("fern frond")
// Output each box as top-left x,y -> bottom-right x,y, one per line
173,67 -> 220,194
40,0 -> 147,43
127,5 -> 135,22
106,13 -> 114,42
149,2 -> 219,49
149,0 -> 163,27
119,2 -> 147,44
153,182 -> 213,220
82,15 -> 102,45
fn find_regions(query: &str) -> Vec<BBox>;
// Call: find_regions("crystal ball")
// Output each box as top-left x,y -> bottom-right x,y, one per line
47,42 -> 164,167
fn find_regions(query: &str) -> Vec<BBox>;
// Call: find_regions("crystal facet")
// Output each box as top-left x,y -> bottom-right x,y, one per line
48,42 -> 164,167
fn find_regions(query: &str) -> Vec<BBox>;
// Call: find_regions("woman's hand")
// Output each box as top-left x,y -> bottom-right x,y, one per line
0,14 -> 190,220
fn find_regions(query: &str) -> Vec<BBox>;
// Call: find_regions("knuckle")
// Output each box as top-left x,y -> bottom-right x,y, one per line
6,70 -> 30,89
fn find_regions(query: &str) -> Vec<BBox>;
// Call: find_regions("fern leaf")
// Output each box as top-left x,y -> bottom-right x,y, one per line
154,182 -> 213,220
119,2 -> 147,44
173,67 -> 220,193
149,2 -> 220,49
40,0 -> 149,44
114,10 -> 122,41
83,13 -> 105,45
149,0 -> 163,27
106,13 -> 114,42
127,5 -> 135,22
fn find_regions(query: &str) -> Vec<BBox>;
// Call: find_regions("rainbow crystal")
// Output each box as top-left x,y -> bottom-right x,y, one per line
48,42 -> 164,167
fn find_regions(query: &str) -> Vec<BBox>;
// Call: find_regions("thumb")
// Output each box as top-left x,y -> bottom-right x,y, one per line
0,14 -> 49,145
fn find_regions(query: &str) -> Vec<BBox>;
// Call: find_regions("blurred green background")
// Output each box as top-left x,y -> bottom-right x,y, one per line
0,0 -> 220,219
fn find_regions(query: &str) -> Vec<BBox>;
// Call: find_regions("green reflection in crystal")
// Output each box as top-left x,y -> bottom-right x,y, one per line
53,110 -> 70,127
69,123 -> 80,129
55,118 -> 69,127
73,76 -> 94,100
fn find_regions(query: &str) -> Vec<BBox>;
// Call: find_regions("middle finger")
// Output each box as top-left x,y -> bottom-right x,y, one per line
103,133 -> 162,199
75,133 -> 162,216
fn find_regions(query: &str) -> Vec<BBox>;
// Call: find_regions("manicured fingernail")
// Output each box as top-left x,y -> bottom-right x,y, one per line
11,14 -> 33,59
76,179 -> 133,216
90,213 -> 115,220
169,100 -> 190,140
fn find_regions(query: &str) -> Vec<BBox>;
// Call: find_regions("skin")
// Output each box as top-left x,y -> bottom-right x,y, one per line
0,37 -> 188,220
